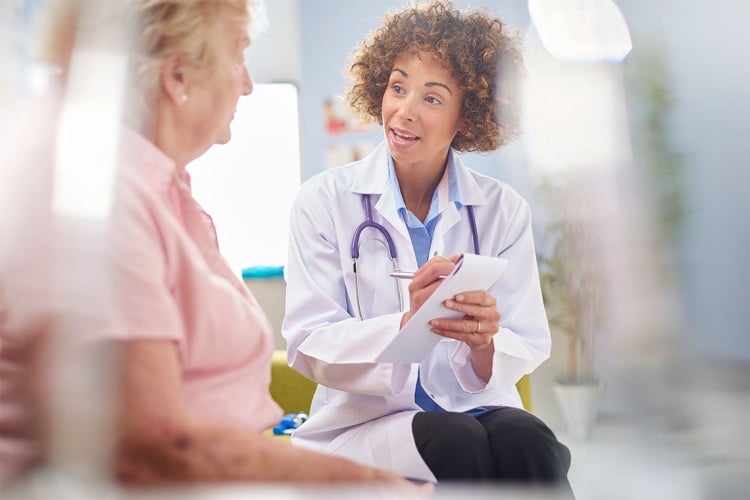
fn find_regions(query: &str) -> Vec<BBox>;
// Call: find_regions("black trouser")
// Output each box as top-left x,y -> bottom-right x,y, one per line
412,406 -> 572,492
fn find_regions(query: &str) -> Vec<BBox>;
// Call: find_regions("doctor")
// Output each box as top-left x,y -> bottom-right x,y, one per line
283,0 -> 571,488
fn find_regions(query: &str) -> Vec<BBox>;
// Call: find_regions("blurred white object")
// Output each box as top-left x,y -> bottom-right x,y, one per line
53,49 -> 124,221
189,83 -> 301,273
529,0 -> 632,62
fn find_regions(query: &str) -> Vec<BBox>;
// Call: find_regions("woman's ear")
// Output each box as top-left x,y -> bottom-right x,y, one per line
160,54 -> 188,106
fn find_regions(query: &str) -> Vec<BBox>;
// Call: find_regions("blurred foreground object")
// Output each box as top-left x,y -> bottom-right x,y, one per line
525,0 -> 749,497
1,0 -> 123,485
525,0 -> 632,443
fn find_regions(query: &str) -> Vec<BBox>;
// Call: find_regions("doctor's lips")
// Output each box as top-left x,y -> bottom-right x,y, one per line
390,127 -> 419,143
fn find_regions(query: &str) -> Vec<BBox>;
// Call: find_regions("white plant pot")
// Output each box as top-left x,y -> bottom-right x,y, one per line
553,380 -> 606,441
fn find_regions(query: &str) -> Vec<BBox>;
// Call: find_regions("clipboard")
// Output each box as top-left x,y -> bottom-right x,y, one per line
375,253 -> 508,363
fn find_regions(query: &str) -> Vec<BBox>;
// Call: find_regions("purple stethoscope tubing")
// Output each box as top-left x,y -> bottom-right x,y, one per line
350,194 -> 479,318
351,195 -> 397,259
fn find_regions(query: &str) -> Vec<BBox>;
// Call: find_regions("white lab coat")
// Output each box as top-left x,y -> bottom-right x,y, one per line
282,142 -> 551,482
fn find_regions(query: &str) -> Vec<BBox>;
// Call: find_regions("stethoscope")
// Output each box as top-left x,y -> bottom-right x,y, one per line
351,194 -> 480,319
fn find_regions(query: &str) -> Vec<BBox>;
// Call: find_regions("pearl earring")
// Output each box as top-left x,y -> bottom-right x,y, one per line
180,93 -> 188,104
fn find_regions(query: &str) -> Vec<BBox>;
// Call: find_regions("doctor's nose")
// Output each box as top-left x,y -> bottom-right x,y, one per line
397,96 -> 418,121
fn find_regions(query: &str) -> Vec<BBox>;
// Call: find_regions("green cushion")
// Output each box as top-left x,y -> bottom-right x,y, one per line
269,350 -> 532,415
270,350 -> 317,414
517,373 -> 532,412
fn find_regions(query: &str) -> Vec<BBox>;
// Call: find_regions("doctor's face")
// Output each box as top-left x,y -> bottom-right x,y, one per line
381,51 -> 463,173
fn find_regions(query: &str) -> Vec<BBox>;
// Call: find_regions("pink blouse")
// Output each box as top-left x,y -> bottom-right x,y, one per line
107,129 -> 282,431
2,111 -> 281,481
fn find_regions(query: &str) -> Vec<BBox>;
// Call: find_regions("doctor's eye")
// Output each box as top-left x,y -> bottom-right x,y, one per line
391,84 -> 406,95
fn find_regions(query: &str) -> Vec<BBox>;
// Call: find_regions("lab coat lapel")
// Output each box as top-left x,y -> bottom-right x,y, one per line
454,153 -> 486,207
432,153 -> 486,256
432,201 -> 459,257
350,142 -> 389,195
373,189 -> 411,249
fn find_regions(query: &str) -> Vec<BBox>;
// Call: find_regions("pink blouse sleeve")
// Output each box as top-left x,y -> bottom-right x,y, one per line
102,173 -> 183,343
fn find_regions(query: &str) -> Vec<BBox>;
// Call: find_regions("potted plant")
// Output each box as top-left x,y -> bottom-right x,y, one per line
536,176 -> 607,440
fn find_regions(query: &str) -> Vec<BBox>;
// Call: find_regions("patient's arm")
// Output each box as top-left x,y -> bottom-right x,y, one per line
114,339 -> 412,485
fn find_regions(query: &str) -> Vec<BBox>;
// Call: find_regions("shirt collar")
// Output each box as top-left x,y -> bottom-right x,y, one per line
387,149 -> 464,216
119,127 -> 188,196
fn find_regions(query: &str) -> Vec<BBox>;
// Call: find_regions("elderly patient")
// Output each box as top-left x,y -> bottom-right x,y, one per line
0,0 -> 420,489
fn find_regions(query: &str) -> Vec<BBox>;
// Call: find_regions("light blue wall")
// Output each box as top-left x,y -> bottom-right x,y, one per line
618,1 -> 750,361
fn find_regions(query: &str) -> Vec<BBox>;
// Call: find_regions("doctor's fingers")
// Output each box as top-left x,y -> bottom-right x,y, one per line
424,253 -> 460,266
410,259 -> 455,288
429,319 -> 497,347
429,311 -> 500,334
443,292 -> 500,321
407,264 -> 454,310
407,279 -> 444,312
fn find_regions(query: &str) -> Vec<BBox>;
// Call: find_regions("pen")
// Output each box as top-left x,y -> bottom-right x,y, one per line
389,270 -> 448,280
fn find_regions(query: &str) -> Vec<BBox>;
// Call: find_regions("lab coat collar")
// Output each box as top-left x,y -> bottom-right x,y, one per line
347,143 -> 487,258
431,151 -> 486,255
349,142 -> 486,208
349,142 -> 409,255
350,141 -> 390,195
451,152 -> 487,208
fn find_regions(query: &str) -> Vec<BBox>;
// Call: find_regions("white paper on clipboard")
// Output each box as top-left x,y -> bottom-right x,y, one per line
375,253 -> 508,363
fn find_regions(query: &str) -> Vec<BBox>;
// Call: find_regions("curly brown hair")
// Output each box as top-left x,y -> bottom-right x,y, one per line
346,0 -> 523,152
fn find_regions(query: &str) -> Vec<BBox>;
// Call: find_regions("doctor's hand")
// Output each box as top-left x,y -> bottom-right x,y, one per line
399,255 -> 459,329
429,289 -> 501,349
429,288 -> 502,383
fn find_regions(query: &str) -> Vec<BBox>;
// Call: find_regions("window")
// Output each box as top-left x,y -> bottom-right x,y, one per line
188,83 -> 301,275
